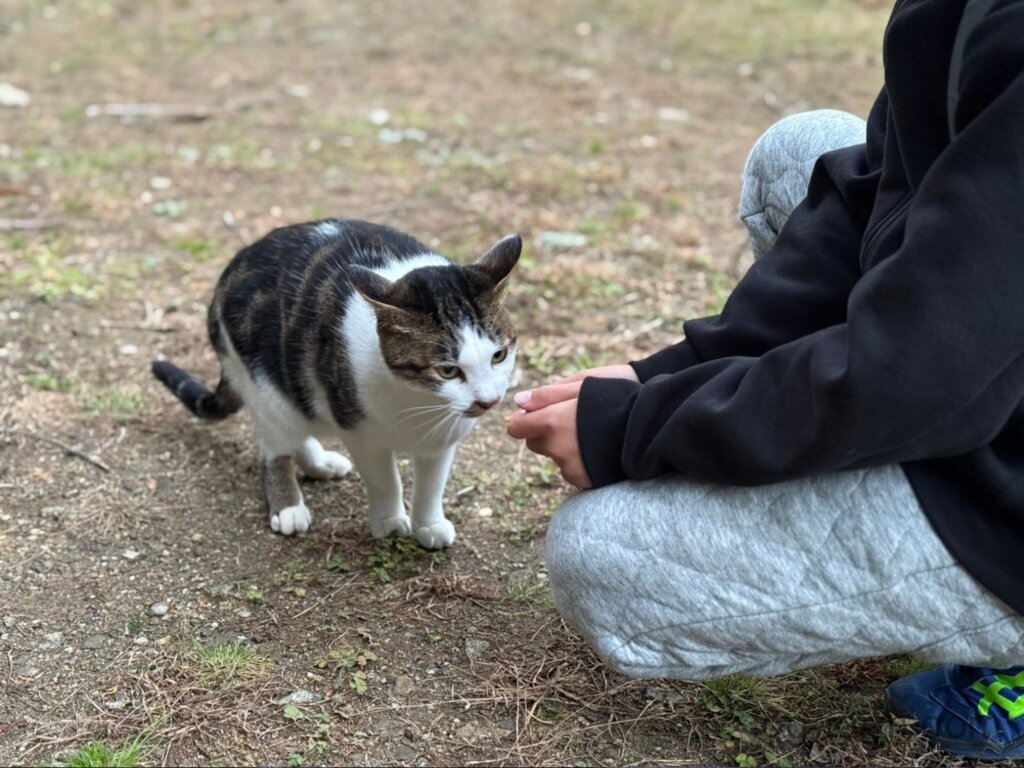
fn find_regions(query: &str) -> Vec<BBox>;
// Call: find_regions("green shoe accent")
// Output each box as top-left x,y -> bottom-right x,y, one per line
970,670 -> 1024,719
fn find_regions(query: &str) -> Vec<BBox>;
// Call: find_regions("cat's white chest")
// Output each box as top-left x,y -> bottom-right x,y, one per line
375,389 -> 477,451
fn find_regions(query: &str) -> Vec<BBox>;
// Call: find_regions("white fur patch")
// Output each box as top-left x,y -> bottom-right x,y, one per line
441,324 -> 517,414
298,436 -> 352,479
271,503 -> 311,535
415,519 -> 456,549
218,329 -> 311,458
316,220 -> 341,238
373,252 -> 449,282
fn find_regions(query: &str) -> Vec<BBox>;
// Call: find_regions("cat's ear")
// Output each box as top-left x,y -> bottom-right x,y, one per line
348,265 -> 417,313
467,234 -> 521,295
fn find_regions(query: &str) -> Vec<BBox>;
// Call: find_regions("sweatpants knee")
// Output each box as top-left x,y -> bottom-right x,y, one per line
740,109 -> 866,259
544,492 -> 591,604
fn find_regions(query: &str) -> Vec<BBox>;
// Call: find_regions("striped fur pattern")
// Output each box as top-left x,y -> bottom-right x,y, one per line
153,219 -> 520,547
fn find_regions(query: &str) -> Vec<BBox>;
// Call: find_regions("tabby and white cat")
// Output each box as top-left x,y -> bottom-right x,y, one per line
153,219 -> 520,549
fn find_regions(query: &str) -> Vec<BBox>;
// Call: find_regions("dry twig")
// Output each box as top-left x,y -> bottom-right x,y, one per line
1,428 -> 111,473
0,218 -> 61,231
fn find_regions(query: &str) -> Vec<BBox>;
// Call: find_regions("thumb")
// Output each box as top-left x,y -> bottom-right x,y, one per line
513,381 -> 583,412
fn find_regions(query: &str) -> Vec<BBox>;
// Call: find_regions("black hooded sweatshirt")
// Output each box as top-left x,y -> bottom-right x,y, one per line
576,0 -> 1024,617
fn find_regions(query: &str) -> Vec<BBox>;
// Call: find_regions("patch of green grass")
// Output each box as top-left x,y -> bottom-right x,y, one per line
537,696 -> 568,723
616,198 -> 650,223
504,574 -> 551,606
504,522 -> 545,544
503,472 -> 535,510
63,739 -> 145,768
152,200 -> 187,218
700,674 -> 768,727
26,372 -> 76,392
326,556 -> 351,573
4,233 -> 28,252
884,655 -> 938,680
61,714 -> 168,768
82,389 -> 144,421
349,670 -> 369,694
11,144 -> 165,179
62,193 -> 94,216
366,533 -> 444,582
126,613 -> 144,636
575,218 -> 614,244
5,241 -> 103,303
191,641 -> 269,686
315,644 -> 376,696
172,236 -> 220,263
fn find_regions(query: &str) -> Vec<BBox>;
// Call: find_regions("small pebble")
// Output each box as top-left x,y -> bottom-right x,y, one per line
0,83 -> 30,107
278,689 -> 323,705
40,631 -> 64,649
149,601 -> 169,617
393,674 -> 416,696
83,634 -> 107,650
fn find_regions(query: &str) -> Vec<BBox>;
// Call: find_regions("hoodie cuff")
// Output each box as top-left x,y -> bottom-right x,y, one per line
629,340 -> 702,383
576,376 -> 641,488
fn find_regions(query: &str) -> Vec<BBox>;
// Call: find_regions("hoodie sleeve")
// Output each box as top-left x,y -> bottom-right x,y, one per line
580,16 -> 1024,487
630,96 -> 885,383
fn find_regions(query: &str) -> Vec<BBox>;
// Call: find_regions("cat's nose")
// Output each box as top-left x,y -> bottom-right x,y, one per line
474,398 -> 500,412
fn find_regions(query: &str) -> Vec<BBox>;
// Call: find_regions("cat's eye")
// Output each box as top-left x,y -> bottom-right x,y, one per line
491,347 -> 509,364
436,365 -> 462,380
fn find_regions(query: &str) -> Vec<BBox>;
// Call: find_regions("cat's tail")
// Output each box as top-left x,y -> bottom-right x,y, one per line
151,360 -> 243,420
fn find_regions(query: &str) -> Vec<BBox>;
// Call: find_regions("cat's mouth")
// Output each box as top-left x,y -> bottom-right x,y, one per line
463,398 -> 501,418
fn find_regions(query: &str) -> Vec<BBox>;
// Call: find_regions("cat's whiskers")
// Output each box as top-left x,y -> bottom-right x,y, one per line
423,409 -> 458,445
393,403 -> 452,431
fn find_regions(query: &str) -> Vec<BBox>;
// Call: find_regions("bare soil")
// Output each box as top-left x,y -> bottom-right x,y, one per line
0,1 -> 991,765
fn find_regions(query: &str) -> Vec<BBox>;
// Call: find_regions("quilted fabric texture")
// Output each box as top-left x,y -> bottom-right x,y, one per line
545,465 -> 1024,680
739,109 -> 866,259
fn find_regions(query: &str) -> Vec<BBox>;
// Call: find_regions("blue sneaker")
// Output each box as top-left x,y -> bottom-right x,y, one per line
887,664 -> 1024,760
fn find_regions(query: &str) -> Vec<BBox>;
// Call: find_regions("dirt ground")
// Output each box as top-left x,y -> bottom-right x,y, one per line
0,1 -> 994,766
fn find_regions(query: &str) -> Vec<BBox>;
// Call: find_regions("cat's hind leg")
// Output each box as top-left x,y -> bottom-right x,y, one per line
296,436 -> 353,480
262,454 -> 311,535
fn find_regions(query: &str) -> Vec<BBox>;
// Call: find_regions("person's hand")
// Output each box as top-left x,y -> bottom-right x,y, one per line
506,364 -> 637,488
506,381 -> 592,489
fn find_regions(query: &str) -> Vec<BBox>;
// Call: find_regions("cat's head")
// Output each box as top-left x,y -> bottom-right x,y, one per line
349,235 -> 520,418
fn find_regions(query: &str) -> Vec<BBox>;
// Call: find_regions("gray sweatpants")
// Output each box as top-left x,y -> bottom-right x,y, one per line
545,110 -> 1024,681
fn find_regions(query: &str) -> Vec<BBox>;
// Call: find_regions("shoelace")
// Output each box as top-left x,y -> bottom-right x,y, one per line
971,670 -> 1024,719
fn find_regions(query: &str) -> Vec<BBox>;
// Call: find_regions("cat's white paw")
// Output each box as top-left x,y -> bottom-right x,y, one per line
270,504 -> 312,536
303,450 -> 353,480
369,512 -> 412,539
414,519 -> 456,550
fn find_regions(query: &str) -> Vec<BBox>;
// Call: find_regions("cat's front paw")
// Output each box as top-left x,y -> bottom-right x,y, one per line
271,504 -> 312,536
414,519 -> 456,550
302,450 -> 353,480
369,512 -> 412,539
